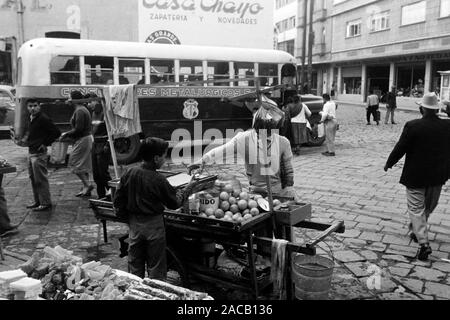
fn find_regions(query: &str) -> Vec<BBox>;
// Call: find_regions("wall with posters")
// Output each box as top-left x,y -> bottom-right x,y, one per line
138,0 -> 274,48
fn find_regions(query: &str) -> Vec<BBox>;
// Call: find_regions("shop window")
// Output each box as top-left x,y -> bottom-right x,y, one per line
441,0 -> 450,17
85,56 -> 113,85
119,59 -> 145,84
179,60 -> 203,85
370,11 -> 390,32
342,77 -> 362,94
50,56 -> 80,84
207,61 -> 229,86
396,65 -> 425,97
259,63 -> 278,87
401,1 -> 426,26
150,60 -> 175,84
346,20 -> 361,38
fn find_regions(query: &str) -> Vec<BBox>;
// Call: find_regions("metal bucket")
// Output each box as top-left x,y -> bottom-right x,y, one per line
292,254 -> 334,300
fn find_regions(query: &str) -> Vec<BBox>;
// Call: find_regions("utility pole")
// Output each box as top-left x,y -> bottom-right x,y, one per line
307,0 -> 315,94
16,0 -> 25,47
300,0 -> 308,94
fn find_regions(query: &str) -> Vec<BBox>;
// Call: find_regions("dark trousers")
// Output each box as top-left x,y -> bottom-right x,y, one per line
0,184 -> 13,233
366,105 -> 379,123
92,142 -> 112,199
128,215 -> 167,280
28,153 -> 51,206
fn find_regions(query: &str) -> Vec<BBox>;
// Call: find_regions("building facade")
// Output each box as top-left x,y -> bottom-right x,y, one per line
275,0 -> 450,106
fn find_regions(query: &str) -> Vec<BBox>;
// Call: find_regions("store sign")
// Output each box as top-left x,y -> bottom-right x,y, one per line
138,0 -> 273,48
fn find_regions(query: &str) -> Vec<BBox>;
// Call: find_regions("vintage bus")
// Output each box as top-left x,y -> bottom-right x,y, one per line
15,38 -> 324,164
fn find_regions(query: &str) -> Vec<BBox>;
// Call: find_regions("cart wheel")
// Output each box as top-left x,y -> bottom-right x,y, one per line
166,246 -> 189,288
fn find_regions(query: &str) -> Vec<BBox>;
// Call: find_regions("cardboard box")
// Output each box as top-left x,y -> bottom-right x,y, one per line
274,202 -> 312,226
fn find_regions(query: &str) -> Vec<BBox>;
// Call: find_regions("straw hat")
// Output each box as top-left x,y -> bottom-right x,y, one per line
415,92 -> 440,109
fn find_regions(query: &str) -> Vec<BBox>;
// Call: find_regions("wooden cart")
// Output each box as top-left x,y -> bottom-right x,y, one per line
89,171 -> 344,299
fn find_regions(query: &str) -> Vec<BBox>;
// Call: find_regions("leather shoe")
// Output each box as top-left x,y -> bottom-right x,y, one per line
26,203 -> 40,209
322,152 -> 336,157
1,226 -> 19,238
417,244 -> 432,261
32,204 -> 52,212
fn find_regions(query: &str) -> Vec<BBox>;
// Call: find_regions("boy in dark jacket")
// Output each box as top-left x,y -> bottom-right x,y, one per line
114,137 -> 190,279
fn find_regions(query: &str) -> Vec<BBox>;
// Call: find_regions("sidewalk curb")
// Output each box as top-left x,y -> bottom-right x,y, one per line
336,101 -> 420,114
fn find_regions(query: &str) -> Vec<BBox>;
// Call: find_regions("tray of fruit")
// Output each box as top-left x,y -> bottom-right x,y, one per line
165,190 -> 273,232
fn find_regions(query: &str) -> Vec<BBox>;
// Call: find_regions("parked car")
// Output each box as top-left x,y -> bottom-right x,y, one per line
0,85 -> 15,137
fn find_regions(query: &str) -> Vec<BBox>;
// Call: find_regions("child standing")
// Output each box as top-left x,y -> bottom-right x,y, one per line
114,137 -> 189,279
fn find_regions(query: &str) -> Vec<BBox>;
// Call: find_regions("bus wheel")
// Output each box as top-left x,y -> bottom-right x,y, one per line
306,114 -> 325,147
113,134 -> 141,164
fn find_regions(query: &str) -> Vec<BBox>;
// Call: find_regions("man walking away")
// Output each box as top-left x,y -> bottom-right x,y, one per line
16,99 -> 61,212
384,93 -> 450,261
385,86 -> 397,125
366,90 -> 380,125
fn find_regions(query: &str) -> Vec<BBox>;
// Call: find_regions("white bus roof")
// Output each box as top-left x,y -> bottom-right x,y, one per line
18,38 -> 296,86
19,38 -> 295,64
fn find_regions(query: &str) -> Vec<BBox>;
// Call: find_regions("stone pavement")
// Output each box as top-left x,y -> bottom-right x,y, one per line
1,104 -> 450,300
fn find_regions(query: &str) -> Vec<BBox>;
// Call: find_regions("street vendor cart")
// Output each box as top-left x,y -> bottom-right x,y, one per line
86,82 -> 345,300
89,170 -> 345,300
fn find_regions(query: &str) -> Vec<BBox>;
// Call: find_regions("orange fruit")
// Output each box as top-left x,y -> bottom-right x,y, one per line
220,201 -> 230,211
237,199 -> 248,211
219,192 -> 230,201
239,191 -> 249,201
224,184 -> 234,194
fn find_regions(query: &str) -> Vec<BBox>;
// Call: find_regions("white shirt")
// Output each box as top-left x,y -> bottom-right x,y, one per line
321,101 -> 337,122
291,104 -> 311,124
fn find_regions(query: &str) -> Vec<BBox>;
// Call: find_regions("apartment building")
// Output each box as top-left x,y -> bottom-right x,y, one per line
275,0 -> 450,106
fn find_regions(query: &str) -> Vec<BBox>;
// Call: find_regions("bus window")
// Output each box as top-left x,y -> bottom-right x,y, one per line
119,59 -> 145,84
234,62 -> 254,87
85,56 -> 114,84
150,60 -> 175,84
207,61 -> 229,86
50,56 -> 80,84
179,60 -> 203,85
259,63 -> 278,87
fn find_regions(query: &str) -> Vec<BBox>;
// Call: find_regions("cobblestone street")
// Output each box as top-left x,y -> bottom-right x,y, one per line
1,103 -> 450,300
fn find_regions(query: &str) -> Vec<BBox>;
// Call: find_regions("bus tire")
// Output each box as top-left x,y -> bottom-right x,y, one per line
113,134 -> 141,165
306,114 -> 326,147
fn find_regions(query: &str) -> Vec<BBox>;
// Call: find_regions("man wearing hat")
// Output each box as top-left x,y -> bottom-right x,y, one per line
384,92 -> 450,261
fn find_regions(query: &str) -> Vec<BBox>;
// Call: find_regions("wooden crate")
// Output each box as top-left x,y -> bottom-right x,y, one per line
274,202 -> 312,226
